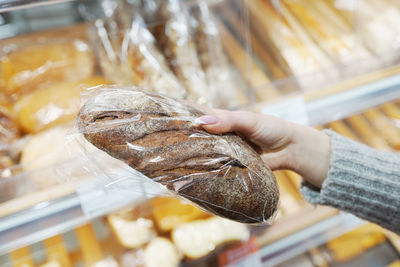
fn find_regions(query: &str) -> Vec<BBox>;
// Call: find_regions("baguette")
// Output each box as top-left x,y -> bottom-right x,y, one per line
78,87 -> 279,223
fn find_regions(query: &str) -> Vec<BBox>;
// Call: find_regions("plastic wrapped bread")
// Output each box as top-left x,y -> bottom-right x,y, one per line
78,87 -> 279,223
192,1 -> 247,108
156,0 -> 213,105
91,11 -> 186,99
0,39 -> 94,97
248,0 -> 334,90
282,0 -> 375,68
124,15 -> 186,98
14,76 -> 107,134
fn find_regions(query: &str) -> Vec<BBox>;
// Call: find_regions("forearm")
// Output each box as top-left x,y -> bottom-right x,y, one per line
301,130 -> 400,234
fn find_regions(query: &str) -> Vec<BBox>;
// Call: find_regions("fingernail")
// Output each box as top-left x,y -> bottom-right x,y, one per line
195,115 -> 219,125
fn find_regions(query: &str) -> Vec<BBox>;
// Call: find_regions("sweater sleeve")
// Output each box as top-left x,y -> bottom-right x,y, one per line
300,129 -> 400,234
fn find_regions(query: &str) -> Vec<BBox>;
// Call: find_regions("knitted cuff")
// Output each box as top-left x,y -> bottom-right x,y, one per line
300,129 -> 400,234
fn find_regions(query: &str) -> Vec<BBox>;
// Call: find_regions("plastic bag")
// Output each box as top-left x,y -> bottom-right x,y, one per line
13,76 -> 107,134
77,86 -> 279,224
190,0 -> 248,109
0,38 -> 94,98
155,0 -> 215,105
89,6 -> 186,99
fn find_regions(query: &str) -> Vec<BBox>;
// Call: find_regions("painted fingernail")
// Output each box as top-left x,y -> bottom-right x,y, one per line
195,115 -> 219,125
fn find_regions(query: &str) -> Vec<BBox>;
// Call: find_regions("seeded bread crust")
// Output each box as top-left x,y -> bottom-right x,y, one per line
78,88 -> 279,223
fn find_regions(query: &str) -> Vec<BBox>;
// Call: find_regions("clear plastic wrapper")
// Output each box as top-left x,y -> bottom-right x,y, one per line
0,38 -> 94,98
13,76 -> 107,134
155,0 -> 214,105
281,0 -> 377,68
248,0 -> 339,91
90,13 -> 186,99
191,1 -> 248,109
77,86 -> 279,224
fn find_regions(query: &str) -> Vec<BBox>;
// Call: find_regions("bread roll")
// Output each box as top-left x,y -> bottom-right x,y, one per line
0,39 -> 94,96
143,238 -> 180,267
172,217 -> 249,259
155,0 -> 213,105
78,87 -> 279,223
14,76 -> 107,134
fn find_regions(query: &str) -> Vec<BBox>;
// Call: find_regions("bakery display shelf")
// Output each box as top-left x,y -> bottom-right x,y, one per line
0,177 -> 163,255
259,212 -> 366,266
0,184 -> 360,259
306,71 -> 400,126
0,0 -> 75,13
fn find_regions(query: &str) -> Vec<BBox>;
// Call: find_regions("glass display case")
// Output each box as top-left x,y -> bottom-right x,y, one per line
0,0 -> 399,266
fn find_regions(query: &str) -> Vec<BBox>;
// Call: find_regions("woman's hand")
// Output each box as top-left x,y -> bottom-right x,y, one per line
196,110 -> 331,188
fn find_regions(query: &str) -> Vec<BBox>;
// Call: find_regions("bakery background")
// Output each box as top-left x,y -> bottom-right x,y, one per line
0,0 -> 400,266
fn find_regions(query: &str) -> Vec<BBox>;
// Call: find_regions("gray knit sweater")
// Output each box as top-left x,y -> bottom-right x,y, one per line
301,130 -> 400,234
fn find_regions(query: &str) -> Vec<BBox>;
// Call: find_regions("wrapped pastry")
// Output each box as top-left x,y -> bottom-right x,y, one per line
13,76 -> 107,134
0,104 -> 19,151
192,1 -> 247,109
0,39 -> 94,97
282,0 -> 376,69
20,125 -> 119,188
248,0 -> 336,90
156,0 -> 213,105
78,87 -> 279,223
91,14 -> 186,99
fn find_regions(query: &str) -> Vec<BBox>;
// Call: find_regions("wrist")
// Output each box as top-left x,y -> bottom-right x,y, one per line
289,125 -> 331,188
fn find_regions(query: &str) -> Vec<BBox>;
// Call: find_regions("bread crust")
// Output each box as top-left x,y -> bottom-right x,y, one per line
78,87 -> 278,223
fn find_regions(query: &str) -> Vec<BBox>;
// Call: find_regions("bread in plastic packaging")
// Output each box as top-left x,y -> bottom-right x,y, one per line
14,76 -> 107,134
191,1 -> 248,109
90,10 -> 186,99
0,103 -> 20,150
155,0 -> 214,105
0,39 -> 94,97
77,86 -> 279,224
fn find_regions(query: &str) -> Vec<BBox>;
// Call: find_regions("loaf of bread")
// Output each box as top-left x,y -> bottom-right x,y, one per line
155,0 -> 213,105
14,76 -> 107,134
78,87 -> 279,223
0,39 -> 94,97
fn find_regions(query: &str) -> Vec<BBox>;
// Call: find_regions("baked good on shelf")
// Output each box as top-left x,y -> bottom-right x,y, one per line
90,13 -> 186,99
143,237 -> 180,267
0,104 -> 19,149
14,76 -> 107,134
78,87 -> 279,223
151,196 -> 209,232
192,2 -> 247,109
155,0 -> 213,105
107,207 -> 155,249
171,217 -> 249,259
0,39 -> 94,97
20,124 -> 116,188
39,260 -> 62,267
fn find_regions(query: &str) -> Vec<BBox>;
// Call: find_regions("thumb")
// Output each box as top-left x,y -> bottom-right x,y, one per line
196,111 -> 259,136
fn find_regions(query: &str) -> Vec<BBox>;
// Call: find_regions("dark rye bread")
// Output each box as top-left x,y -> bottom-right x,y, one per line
77,87 -> 279,223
